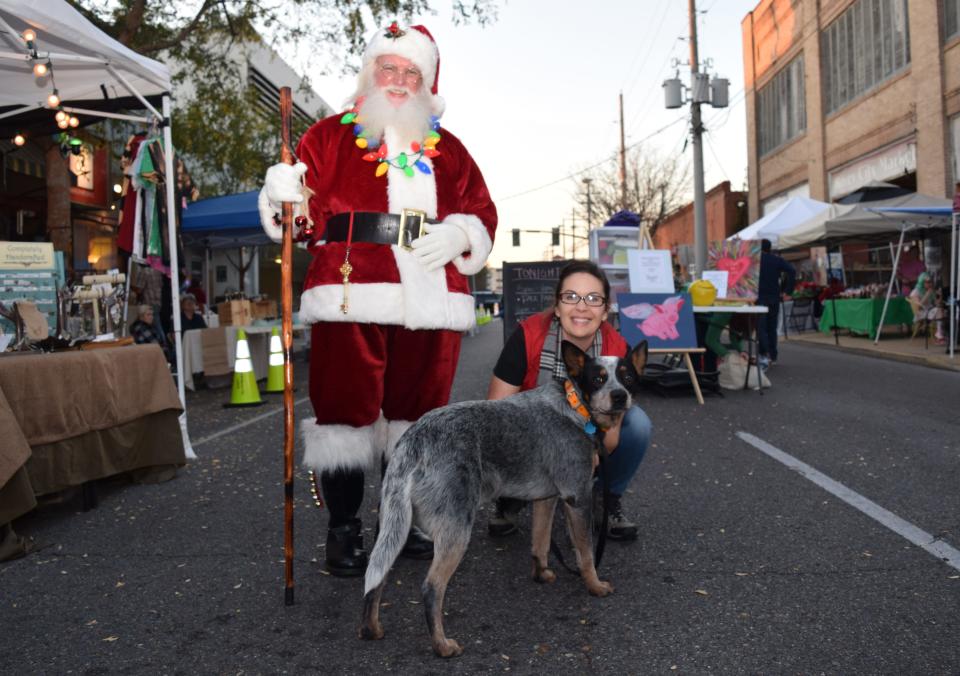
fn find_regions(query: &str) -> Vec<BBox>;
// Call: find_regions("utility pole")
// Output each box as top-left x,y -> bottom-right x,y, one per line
688,0 -> 707,276
619,92 -> 627,210
583,177 -> 594,230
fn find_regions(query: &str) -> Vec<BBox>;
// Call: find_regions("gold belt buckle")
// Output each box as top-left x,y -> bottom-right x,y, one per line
398,209 -> 427,250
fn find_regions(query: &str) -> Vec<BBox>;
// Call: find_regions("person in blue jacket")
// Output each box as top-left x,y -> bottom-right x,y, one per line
757,239 -> 796,368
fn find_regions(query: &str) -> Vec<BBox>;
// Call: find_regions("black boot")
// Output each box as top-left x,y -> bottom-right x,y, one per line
400,525 -> 434,560
325,518 -> 368,577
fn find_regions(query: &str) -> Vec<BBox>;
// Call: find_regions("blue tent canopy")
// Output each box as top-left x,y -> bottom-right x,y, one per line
181,190 -> 273,248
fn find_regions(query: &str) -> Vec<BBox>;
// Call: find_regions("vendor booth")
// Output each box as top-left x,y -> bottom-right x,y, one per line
0,1 -> 193,556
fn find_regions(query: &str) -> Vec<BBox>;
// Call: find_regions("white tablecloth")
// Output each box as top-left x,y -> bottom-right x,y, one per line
182,324 -> 308,391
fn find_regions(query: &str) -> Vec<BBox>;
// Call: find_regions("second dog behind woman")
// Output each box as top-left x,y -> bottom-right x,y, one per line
487,260 -> 652,540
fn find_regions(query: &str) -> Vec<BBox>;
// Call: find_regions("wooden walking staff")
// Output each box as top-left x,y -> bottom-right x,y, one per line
279,87 -> 296,606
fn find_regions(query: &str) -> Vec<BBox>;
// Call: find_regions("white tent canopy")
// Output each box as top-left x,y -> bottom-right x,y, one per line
0,1 -> 194,456
729,196 -> 831,246
777,192 -> 951,250
0,0 -> 169,112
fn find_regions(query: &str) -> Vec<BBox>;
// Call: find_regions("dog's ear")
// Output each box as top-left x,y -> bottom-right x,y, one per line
561,340 -> 587,379
629,340 -> 648,375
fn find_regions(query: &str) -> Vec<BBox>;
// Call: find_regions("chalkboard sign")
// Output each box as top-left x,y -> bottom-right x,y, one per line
501,260 -> 567,343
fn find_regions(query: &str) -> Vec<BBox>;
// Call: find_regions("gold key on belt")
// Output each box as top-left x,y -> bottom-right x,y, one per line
339,252 -> 353,314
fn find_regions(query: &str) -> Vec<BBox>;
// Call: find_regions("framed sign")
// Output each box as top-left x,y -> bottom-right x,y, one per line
617,292 -> 697,350
701,270 -> 729,299
627,249 -> 674,293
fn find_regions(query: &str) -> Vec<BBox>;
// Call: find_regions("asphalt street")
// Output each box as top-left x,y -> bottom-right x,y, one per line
2,319 -> 959,674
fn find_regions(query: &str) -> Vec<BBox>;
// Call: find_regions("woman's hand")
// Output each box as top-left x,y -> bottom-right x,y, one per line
602,412 -> 626,454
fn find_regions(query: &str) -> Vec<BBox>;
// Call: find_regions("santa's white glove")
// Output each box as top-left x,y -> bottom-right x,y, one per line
410,221 -> 470,271
258,162 -> 308,243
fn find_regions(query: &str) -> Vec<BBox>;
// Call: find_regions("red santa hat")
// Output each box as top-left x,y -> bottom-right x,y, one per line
363,22 -> 444,115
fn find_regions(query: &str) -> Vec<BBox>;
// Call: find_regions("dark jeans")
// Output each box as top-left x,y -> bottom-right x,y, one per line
757,297 -> 780,361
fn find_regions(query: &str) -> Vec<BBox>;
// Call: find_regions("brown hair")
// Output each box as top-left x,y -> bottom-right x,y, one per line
555,260 -> 611,308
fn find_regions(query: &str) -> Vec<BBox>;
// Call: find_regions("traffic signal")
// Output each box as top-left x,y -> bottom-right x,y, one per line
551,227 -> 560,246
512,228 -> 520,246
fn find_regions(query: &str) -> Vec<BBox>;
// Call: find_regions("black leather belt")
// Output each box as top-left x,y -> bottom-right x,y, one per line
326,210 -> 438,249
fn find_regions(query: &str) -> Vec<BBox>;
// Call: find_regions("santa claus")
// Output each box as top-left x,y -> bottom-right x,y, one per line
259,22 -> 497,577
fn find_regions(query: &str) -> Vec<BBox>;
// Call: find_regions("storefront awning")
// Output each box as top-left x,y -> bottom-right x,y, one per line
181,190 -> 273,249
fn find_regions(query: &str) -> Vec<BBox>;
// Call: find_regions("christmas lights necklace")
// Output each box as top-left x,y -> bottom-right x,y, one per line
339,98 -> 442,178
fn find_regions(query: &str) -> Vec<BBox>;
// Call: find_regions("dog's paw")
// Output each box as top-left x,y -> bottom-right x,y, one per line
587,579 -> 614,597
533,567 -> 556,584
358,622 -> 384,640
433,638 -> 463,658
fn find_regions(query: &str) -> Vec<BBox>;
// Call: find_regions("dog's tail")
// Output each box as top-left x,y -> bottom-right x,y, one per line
364,462 -> 414,595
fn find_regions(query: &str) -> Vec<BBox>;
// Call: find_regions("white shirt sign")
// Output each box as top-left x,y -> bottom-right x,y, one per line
627,249 -> 674,293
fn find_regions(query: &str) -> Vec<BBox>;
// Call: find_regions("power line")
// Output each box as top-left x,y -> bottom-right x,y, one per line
494,116 -> 687,203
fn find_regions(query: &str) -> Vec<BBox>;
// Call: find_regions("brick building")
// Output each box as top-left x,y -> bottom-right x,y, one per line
742,0 -> 960,220
653,180 -> 748,253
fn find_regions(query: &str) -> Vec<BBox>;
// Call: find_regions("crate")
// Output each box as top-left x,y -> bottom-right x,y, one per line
217,299 -> 251,326
250,299 -> 277,320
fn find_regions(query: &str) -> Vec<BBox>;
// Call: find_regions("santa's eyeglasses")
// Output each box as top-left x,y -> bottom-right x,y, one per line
378,63 -> 423,85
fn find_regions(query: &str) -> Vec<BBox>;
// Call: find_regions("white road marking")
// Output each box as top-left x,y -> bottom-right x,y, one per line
193,396 -> 312,448
736,431 -> 960,572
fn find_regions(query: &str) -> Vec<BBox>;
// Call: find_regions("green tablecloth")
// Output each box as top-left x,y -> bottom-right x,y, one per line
819,297 -> 914,339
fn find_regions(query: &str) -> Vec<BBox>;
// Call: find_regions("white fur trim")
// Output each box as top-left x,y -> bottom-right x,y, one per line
444,213 -> 493,275
384,127 -> 437,217
431,95 -> 445,117
392,246 -> 474,330
298,281 -> 476,331
384,419 -> 415,461
363,26 -> 438,92
301,415 -> 386,472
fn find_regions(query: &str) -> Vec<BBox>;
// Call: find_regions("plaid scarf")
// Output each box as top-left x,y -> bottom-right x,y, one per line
538,315 -> 603,385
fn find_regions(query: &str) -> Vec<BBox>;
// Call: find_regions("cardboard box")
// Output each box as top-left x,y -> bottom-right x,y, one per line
251,299 -> 277,320
217,299 -> 251,326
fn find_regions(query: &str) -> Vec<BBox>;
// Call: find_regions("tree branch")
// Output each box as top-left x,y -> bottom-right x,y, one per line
137,0 -> 219,54
63,1 -> 116,37
116,0 -> 147,46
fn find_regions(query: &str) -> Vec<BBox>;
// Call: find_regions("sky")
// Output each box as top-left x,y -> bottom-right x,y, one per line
298,0 -> 760,268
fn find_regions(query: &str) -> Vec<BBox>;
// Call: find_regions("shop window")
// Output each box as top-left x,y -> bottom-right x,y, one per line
757,55 -> 806,156
821,0 -> 910,114
946,0 -> 960,40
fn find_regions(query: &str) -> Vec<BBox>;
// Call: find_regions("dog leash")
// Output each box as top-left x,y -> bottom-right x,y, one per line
550,381 -> 611,574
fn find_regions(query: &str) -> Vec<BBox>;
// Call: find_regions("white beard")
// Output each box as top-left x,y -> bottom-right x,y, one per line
354,85 -> 434,148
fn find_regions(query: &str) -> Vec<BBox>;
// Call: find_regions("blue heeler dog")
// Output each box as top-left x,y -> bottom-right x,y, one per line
359,339 -> 649,657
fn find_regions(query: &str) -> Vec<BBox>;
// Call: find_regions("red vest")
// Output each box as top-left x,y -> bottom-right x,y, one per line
519,310 -> 628,391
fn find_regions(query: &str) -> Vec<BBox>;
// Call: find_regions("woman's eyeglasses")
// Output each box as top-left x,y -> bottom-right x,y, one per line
558,291 -> 606,307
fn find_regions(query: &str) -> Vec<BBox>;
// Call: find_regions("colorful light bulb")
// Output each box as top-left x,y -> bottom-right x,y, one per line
14,134 -> 26,146
33,62 -> 48,77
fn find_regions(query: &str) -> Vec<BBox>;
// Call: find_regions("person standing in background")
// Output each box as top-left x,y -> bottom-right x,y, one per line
757,239 -> 796,369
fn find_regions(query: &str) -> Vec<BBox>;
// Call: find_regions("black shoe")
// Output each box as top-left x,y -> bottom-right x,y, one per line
488,505 -> 518,537
605,495 -> 638,541
325,519 -> 368,577
488,497 -> 525,537
400,526 -> 434,560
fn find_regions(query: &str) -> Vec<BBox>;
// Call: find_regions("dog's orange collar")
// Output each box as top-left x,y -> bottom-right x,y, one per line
564,380 -> 605,434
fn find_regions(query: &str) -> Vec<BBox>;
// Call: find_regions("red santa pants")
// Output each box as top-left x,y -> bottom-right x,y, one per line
309,321 -> 462,427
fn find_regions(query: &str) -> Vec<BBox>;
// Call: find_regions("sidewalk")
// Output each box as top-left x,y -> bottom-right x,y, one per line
783,327 -> 960,372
